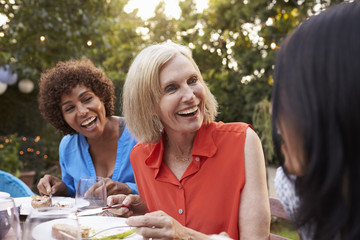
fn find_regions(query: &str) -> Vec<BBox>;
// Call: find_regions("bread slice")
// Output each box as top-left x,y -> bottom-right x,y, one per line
81,226 -> 91,238
52,223 -> 78,240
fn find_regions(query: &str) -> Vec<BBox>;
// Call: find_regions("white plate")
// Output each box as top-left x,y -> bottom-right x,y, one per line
13,197 -> 89,215
0,191 -> 10,198
31,216 -> 141,240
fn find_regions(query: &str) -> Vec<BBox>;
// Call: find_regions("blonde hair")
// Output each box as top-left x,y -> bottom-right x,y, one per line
123,42 -> 218,143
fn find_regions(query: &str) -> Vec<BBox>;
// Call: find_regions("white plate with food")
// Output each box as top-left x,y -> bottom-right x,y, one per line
14,196 -> 89,215
31,216 -> 141,240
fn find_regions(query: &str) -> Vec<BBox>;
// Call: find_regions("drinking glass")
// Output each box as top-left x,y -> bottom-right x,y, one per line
75,176 -> 107,209
23,207 -> 80,240
0,197 -> 21,240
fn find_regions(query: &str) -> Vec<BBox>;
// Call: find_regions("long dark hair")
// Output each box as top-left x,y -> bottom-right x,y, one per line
272,2 -> 360,239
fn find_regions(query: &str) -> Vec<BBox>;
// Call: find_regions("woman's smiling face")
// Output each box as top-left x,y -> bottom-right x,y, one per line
60,84 -> 108,139
155,53 -> 205,136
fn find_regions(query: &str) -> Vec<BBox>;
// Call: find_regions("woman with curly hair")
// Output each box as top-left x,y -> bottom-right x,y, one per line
37,59 -> 138,197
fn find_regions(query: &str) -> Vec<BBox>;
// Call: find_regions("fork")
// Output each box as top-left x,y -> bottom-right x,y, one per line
82,226 -> 135,239
57,226 -> 135,240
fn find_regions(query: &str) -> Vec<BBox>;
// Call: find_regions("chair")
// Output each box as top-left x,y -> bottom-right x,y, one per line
269,197 -> 295,240
0,170 -> 34,197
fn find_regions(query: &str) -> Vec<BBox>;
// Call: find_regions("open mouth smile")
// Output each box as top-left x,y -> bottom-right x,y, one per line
81,116 -> 97,128
177,106 -> 198,117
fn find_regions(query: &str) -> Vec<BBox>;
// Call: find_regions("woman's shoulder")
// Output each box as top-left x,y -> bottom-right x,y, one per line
211,121 -> 250,134
59,133 -> 82,150
131,141 -> 156,153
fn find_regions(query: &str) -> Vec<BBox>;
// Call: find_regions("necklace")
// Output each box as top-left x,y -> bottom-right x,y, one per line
164,134 -> 193,162
174,154 -> 193,162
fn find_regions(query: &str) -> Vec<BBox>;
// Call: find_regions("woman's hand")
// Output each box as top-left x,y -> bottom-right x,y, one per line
104,178 -> 132,196
126,211 -> 217,240
37,174 -> 68,196
126,210 -> 191,240
107,194 -> 148,217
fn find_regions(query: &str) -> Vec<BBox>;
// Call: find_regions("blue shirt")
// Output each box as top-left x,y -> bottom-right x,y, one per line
59,125 -> 138,197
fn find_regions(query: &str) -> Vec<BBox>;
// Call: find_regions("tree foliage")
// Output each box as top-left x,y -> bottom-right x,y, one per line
0,0 -> 346,164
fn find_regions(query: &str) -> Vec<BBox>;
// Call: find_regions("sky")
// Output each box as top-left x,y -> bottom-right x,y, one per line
124,0 -> 209,19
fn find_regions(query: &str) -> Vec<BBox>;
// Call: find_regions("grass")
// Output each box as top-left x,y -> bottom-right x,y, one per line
271,217 -> 301,240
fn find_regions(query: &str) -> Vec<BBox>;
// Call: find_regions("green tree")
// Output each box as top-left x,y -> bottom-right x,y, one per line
144,1 -> 178,43
0,0 -> 143,135
195,0 -> 346,124
0,134 -> 21,177
0,0 -> 144,170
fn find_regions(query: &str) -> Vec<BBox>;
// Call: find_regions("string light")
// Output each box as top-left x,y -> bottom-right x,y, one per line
0,31 -> 4,37
270,41 -> 277,50
40,35 -> 45,42
87,40 -> 92,46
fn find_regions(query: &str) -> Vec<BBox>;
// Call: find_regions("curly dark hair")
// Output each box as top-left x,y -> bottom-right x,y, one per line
38,59 -> 115,135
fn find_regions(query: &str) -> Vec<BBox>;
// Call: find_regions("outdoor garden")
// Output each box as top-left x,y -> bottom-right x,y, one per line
0,0 -> 345,239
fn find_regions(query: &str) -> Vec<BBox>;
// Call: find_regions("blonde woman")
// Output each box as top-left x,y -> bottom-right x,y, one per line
108,42 -> 270,239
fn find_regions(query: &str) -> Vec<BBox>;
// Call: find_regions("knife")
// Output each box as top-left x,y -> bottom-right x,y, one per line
77,204 -> 129,216
77,207 -> 104,216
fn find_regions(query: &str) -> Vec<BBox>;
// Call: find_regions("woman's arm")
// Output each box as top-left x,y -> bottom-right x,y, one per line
239,127 -> 270,239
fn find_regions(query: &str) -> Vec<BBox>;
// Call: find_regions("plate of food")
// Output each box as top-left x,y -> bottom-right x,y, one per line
14,196 -> 89,215
31,216 -> 141,240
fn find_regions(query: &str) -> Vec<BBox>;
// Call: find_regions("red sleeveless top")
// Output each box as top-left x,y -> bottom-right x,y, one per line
130,121 -> 249,239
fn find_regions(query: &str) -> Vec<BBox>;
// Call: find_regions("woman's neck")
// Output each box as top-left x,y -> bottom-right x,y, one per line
87,116 -> 119,144
164,131 -> 196,162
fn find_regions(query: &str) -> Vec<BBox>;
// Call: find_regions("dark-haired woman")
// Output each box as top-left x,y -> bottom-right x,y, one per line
272,2 -> 360,239
37,59 -> 137,197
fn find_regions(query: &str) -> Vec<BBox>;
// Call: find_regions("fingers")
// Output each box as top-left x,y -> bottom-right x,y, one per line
108,207 -> 132,217
125,211 -> 188,239
145,210 -> 167,217
126,212 -> 167,228
37,175 -> 56,195
105,178 -> 131,195
134,226 -> 165,239
106,194 -> 147,216
104,178 -> 118,196
106,194 -> 131,217
107,194 -> 127,206
126,213 -> 172,239
84,181 -> 106,198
